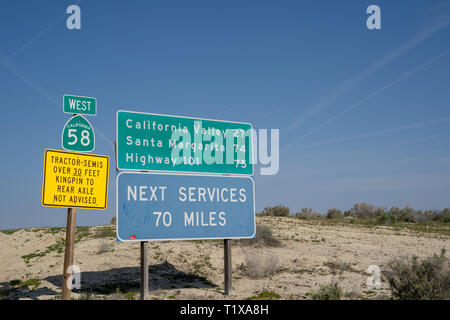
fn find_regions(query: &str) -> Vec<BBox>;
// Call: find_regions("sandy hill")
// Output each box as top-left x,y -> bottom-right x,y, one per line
0,216 -> 448,300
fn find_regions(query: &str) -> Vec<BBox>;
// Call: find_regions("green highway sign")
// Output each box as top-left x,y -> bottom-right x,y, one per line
63,95 -> 97,116
62,115 -> 95,152
116,110 -> 254,175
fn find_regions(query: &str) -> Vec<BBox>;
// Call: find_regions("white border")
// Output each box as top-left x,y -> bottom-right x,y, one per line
115,109 -> 255,176
61,115 -> 95,152
115,171 -> 256,242
63,94 -> 97,116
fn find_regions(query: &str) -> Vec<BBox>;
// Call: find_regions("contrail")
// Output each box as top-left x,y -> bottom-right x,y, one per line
1,54 -> 114,149
1,59 -> 58,105
0,1 -> 114,149
1,0 -> 83,66
293,116 -> 450,150
282,47 -> 450,151
284,16 -> 450,135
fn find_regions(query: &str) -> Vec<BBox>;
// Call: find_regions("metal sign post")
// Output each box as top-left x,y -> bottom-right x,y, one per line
224,239 -> 232,296
140,241 -> 149,300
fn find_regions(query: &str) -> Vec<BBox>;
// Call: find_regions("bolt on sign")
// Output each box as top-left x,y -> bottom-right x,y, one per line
116,172 -> 255,241
42,149 -> 109,209
62,115 -> 95,152
116,110 -> 254,175
63,94 -> 97,116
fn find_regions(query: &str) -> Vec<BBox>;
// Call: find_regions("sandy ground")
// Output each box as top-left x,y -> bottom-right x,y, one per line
0,216 -> 448,300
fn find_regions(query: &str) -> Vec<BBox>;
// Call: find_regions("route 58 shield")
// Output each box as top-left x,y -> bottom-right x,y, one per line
62,115 -> 95,152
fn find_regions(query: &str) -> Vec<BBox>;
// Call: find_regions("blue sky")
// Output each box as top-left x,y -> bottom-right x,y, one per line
1,0 -> 450,229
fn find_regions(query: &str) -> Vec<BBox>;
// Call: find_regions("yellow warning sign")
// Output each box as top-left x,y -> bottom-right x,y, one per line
42,149 -> 109,209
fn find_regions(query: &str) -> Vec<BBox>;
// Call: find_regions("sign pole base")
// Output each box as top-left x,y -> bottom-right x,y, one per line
224,239 -> 232,296
140,241 -> 149,300
62,208 -> 76,300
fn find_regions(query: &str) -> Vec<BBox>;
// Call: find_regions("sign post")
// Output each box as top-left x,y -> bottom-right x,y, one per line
140,241 -> 149,300
42,149 -> 109,299
62,208 -> 77,300
224,239 -> 232,296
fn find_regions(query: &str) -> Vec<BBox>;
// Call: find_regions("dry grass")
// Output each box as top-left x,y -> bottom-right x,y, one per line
97,242 -> 114,254
242,252 -> 281,279
239,225 -> 282,247
385,249 -> 450,300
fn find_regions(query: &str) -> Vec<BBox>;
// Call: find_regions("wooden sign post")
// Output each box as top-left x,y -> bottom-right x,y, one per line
62,208 -> 77,300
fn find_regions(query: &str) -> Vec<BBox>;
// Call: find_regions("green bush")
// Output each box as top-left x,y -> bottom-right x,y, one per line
247,291 -> 281,300
376,212 -> 396,225
413,210 -> 433,225
397,206 -> 417,223
385,249 -> 450,300
259,205 -> 290,217
93,226 -> 116,239
310,282 -> 343,300
326,208 -> 342,219
436,208 -> 450,223
376,206 -> 436,225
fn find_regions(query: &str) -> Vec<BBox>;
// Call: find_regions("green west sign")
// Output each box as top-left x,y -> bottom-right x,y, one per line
116,110 -> 253,175
62,115 -> 95,152
63,95 -> 97,116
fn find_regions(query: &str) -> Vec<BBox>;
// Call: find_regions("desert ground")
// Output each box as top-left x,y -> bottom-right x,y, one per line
0,216 -> 448,300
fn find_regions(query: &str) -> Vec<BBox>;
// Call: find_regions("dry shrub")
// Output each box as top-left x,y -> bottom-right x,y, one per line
259,205 -> 290,217
97,242 -> 113,254
243,252 -> 280,279
326,208 -> 343,219
352,203 -> 377,219
240,225 -> 281,247
295,208 -> 321,220
385,249 -> 450,300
